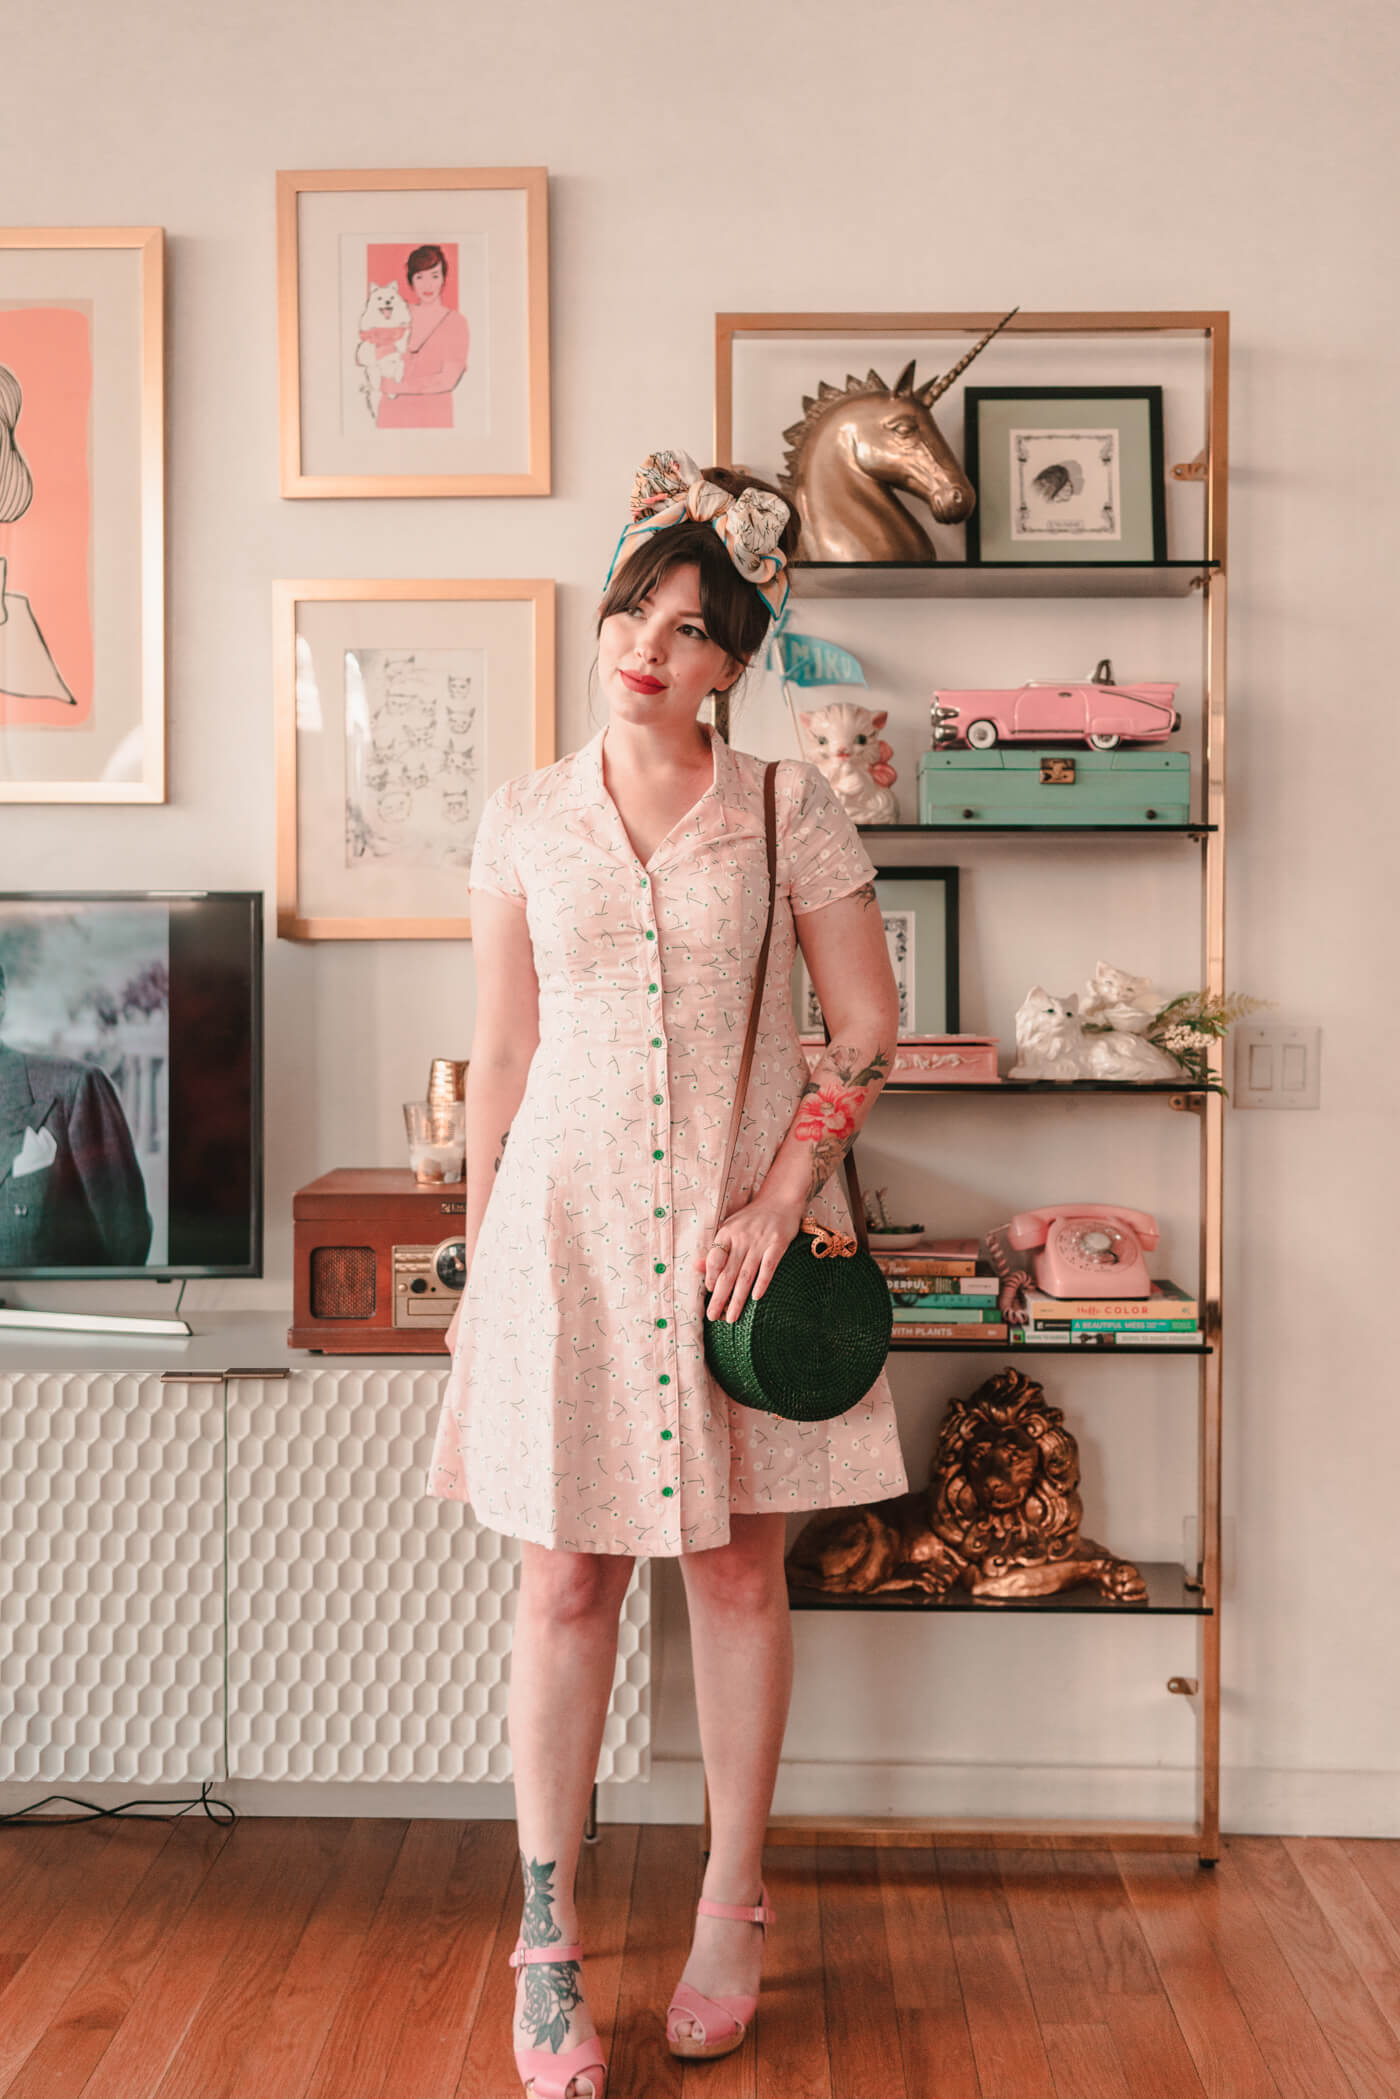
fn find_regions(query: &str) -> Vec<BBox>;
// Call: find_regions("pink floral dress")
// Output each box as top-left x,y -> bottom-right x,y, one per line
426,722 -> 908,1555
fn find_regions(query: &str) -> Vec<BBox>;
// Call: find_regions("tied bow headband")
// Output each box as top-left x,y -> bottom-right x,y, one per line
603,448 -> 792,623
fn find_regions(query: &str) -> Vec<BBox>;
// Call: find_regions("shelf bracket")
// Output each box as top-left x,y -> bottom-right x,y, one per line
1167,1676 -> 1199,1696
1171,448 -> 1209,482
1168,1092 -> 1206,1114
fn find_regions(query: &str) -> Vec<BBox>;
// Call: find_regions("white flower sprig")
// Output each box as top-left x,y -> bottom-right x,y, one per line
1146,990 -> 1274,1090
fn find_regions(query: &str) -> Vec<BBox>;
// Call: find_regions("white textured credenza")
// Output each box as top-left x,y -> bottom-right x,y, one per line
0,1314 -> 651,1789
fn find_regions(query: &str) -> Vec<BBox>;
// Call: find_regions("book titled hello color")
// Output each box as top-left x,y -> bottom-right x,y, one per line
1020,1280 -> 1199,1323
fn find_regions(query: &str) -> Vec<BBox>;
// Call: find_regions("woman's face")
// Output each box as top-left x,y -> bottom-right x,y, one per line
410,261 -> 445,302
597,563 -> 743,725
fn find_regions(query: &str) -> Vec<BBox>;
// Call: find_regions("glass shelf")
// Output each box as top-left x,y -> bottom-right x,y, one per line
787,1560 -> 1210,1614
889,1337 -> 1212,1356
790,559 -> 1220,600
881,1079 -> 1213,1094
860,822 -> 1217,839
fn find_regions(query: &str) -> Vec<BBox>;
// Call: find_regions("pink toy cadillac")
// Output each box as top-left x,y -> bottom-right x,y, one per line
933,660 -> 1179,751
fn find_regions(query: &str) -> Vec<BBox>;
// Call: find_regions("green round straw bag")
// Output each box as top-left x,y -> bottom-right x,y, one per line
702,760 -> 893,1422
704,1199 -> 894,1420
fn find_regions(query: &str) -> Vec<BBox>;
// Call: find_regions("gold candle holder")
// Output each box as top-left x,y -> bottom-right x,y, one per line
425,1057 -> 468,1144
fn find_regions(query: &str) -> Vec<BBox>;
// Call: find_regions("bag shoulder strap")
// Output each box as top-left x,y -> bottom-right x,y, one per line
710,758 -> 868,1253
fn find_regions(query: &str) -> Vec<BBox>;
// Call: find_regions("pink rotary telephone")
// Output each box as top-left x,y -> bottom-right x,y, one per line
1005,1204 -> 1159,1300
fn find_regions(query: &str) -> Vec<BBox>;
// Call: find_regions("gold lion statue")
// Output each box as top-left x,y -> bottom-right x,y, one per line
786,1365 -> 1147,1605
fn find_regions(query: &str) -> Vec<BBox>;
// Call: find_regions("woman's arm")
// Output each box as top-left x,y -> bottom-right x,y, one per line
444,884 -> 539,1352
764,879 -> 899,1208
384,311 -> 469,396
698,880 -> 899,1322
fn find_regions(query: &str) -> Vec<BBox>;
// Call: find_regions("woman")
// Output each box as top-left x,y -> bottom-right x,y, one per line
377,243 -> 469,429
429,449 -> 905,2099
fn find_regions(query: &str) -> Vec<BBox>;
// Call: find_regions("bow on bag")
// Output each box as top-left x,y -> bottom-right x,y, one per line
605,447 -> 791,621
800,1215 -> 859,1259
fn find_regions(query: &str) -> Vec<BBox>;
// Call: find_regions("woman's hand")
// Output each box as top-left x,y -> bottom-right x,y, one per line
694,1190 -> 805,1324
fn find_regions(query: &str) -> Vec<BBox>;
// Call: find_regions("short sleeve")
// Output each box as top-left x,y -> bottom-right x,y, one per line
469,781 -> 526,904
783,762 -> 879,915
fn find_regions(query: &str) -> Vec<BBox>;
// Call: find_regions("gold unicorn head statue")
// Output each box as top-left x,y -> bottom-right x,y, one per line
778,309 -> 1018,562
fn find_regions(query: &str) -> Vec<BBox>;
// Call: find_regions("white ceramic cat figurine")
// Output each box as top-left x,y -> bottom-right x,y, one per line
1078,959 -> 1179,1079
1083,1029 -> 1180,1081
1079,960 -> 1160,1035
1009,987 -> 1090,1081
1011,971 -> 1181,1083
798,700 -> 898,823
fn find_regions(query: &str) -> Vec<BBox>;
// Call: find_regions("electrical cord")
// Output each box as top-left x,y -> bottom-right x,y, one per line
0,1778 -> 236,1827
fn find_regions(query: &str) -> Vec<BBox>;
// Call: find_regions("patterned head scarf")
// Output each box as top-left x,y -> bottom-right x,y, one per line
603,447 -> 791,623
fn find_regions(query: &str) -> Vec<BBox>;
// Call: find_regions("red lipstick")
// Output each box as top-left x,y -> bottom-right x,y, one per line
621,671 -> 665,694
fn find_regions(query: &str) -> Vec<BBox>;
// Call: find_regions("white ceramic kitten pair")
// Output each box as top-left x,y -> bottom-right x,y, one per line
1010,962 -> 1179,1082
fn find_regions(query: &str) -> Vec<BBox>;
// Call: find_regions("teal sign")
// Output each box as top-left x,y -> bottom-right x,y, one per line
765,608 -> 867,689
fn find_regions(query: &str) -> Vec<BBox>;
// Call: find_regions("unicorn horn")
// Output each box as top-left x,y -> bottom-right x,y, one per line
917,308 -> 1020,406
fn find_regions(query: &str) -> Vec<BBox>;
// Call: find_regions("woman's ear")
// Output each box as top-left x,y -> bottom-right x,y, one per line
714,653 -> 749,695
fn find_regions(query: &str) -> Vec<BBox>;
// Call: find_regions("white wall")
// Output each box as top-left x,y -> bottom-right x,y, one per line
2,0 -> 1395,1835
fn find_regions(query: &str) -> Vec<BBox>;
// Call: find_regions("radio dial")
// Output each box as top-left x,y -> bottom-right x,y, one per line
434,1239 -> 468,1291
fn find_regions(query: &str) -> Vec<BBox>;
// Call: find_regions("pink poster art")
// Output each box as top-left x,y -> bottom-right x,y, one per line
355,243 -> 470,431
0,303 -> 93,725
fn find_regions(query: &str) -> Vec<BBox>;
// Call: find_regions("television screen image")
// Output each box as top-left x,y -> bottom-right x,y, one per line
0,892 -> 263,1279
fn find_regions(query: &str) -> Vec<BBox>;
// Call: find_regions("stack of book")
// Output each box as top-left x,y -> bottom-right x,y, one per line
1012,1280 -> 1201,1346
872,1239 -> 1009,1343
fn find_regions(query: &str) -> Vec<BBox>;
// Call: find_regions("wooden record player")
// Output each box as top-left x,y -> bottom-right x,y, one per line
289,1168 -> 466,1353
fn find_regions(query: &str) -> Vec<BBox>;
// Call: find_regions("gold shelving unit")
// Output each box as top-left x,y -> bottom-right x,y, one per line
710,311 -> 1229,1865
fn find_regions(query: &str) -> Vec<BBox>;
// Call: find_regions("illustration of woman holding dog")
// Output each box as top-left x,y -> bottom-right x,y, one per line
377,243 -> 470,430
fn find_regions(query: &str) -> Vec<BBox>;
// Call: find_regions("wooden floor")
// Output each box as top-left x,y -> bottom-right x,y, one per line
1,1820 -> 1399,2098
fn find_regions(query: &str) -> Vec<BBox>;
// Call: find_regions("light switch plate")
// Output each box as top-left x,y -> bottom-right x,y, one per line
1232,1024 -> 1321,1108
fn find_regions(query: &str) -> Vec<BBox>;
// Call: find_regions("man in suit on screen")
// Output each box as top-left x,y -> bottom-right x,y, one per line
0,964 -> 153,1268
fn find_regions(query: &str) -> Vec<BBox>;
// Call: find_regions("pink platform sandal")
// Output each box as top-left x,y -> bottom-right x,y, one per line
666,1883 -> 777,2061
508,1940 -> 608,2099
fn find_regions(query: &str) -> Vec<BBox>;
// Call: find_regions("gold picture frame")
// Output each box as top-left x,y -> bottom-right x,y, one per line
277,167 -> 551,498
0,225 -> 165,803
274,577 -> 555,939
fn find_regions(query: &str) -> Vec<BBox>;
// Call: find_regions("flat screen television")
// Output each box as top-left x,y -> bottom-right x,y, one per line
0,891 -> 263,1280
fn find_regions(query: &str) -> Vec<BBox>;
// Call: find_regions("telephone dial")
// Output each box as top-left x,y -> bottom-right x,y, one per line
1005,1204 -> 1158,1300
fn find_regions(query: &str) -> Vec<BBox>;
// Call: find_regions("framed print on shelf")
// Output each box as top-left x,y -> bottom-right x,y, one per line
0,226 -> 164,803
964,385 -> 1166,563
275,579 -> 555,940
794,865 -> 960,1036
277,167 -> 550,498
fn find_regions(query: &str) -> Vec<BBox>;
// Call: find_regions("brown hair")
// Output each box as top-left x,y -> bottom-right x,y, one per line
595,464 -> 800,690
405,244 -> 448,289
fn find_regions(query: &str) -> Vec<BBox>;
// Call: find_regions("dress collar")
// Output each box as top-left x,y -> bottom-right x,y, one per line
568,718 -> 759,865
576,718 -> 746,806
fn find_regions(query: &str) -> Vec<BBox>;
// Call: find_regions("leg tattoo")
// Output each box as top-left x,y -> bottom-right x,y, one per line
518,1853 -> 584,2054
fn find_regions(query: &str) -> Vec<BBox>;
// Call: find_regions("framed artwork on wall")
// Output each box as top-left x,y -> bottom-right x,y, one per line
793,865 -> 960,1037
277,167 -> 551,498
0,226 -> 165,804
274,578 -> 555,940
963,385 -> 1167,563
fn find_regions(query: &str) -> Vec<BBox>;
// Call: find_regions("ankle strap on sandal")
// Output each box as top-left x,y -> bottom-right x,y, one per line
696,1884 -> 775,1926
510,1941 -> 583,1967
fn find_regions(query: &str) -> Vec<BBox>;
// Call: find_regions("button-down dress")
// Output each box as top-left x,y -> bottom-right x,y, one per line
426,722 -> 908,1555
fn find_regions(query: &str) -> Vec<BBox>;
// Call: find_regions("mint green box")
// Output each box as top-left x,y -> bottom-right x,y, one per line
918,748 -> 1191,827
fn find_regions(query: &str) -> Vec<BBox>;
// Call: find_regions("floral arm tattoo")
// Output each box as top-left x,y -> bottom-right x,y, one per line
518,1853 -> 584,2054
789,1037 -> 894,1202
